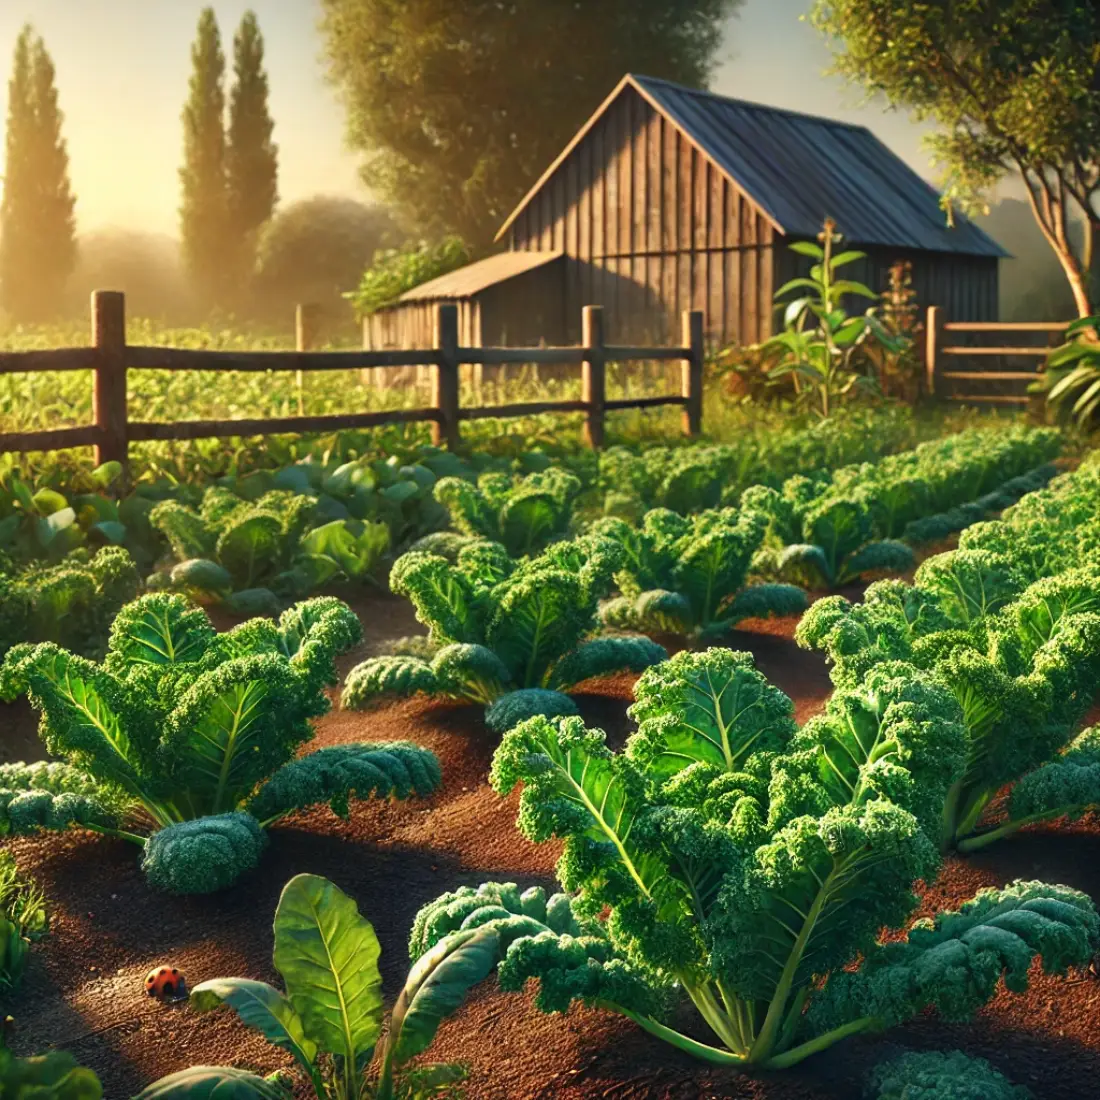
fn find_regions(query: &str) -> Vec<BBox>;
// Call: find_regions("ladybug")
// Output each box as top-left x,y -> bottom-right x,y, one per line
144,966 -> 187,1002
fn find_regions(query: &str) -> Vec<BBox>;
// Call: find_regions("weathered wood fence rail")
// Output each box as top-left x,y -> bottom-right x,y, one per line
0,291 -> 705,466
924,305 -> 1069,405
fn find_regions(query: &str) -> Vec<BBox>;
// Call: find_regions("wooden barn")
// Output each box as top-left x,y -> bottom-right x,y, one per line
366,73 -> 1007,352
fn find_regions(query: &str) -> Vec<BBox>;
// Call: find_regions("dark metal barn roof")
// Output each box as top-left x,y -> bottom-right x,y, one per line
497,74 -> 1008,259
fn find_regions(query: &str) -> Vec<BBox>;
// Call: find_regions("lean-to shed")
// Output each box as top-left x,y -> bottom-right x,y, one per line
490,74 -> 1007,346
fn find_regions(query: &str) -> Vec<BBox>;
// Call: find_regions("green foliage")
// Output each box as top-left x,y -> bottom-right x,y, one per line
0,25 -> 76,322
0,850 -> 48,994
0,1046 -> 102,1099
344,237 -> 470,318
138,873 -> 488,1100
434,468 -> 581,558
0,593 -> 440,893
342,534 -> 666,713
483,689 -> 578,736
1032,315 -> 1100,430
796,455 -> 1100,851
811,0 -> 1100,317
0,547 -> 141,667
150,487 -> 390,605
753,219 -> 903,416
748,426 -> 1060,587
866,1050 -> 1031,1099
132,1066 -> 287,1100
414,649 -> 1095,1068
319,0 -> 738,246
593,507 -> 807,639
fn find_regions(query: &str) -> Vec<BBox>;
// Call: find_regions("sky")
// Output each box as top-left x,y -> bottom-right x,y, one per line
0,0 -> 976,239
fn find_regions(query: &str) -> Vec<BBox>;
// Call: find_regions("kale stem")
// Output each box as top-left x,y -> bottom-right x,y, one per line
83,823 -> 148,846
956,807 -> 1073,852
763,1015 -> 880,1069
596,1000 -> 746,1065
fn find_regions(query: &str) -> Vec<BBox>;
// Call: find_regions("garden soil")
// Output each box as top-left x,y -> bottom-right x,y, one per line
4,588 -> 1100,1100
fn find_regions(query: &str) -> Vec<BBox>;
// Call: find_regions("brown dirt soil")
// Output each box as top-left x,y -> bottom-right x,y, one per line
5,590 -> 1100,1100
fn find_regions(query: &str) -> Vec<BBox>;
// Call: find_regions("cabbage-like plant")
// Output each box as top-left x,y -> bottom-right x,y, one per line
1031,314 -> 1100,430
412,650 -> 1099,1070
433,468 -> 581,558
0,546 -> 140,668
136,873 -> 493,1100
0,594 -> 441,894
796,449 -> 1100,858
341,535 -> 666,734
593,509 -> 807,641
150,487 -> 389,610
866,1050 -> 1032,1100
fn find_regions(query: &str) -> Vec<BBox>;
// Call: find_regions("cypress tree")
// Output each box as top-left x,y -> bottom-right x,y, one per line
0,26 -> 77,321
226,10 -> 278,294
179,7 -> 228,309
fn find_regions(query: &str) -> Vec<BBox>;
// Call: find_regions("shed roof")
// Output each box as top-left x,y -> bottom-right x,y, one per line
496,74 -> 1008,259
397,249 -> 563,303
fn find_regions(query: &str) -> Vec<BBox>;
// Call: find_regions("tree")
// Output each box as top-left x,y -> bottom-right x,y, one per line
810,0 -> 1100,318
318,0 -> 740,249
179,7 -> 229,308
252,195 -> 397,322
0,26 -> 77,322
226,10 -> 278,293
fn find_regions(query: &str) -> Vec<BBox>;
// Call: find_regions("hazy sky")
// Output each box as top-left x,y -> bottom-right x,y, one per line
0,0 -> 956,239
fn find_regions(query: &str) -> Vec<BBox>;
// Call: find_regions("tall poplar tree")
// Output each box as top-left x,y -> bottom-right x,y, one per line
0,26 -> 77,321
179,7 -> 228,308
226,10 -> 278,292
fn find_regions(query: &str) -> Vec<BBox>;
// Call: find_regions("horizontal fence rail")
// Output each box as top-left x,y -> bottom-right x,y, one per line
925,305 -> 1070,405
0,291 -> 705,465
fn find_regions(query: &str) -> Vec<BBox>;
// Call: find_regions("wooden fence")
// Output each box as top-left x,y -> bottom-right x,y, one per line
0,291 -> 705,467
924,305 -> 1070,405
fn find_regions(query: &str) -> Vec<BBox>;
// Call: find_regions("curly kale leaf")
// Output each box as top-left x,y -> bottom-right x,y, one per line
341,656 -> 442,710
149,500 -> 217,562
247,741 -> 442,823
548,635 -> 667,691
430,643 -> 512,703
804,880 -> 1099,1037
628,648 -> 797,781
867,1050 -> 1032,1100
913,550 -> 1025,628
104,592 -> 217,672
484,689 -> 579,735
1007,726 -> 1100,831
142,812 -> 268,895
389,551 -> 485,646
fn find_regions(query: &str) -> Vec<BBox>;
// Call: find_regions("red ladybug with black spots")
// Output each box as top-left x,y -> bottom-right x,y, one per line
145,966 -> 187,1002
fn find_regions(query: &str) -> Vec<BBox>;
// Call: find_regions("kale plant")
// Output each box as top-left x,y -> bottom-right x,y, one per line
137,873 -> 491,1100
150,486 -> 389,613
866,1050 -> 1031,1099
592,509 -> 807,641
433,467 -> 581,558
797,454 -> 1100,851
341,535 -> 666,734
0,547 -> 140,670
410,649 -> 1098,1069
0,594 -> 441,894
0,851 -> 48,995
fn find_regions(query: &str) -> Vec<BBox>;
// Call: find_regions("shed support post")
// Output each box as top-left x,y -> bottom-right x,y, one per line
924,305 -> 944,397
681,310 -> 704,437
92,290 -> 128,474
433,303 -> 461,449
295,303 -> 321,415
582,305 -> 606,449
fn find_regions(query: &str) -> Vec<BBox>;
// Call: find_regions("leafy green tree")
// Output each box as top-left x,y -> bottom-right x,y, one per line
0,26 -> 77,322
227,10 -> 278,296
810,0 -> 1100,317
318,0 -> 741,247
179,7 -> 229,308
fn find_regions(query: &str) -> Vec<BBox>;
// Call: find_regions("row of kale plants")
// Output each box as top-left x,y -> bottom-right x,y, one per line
0,411 -> 1036,658
0,429 -> 1094,1098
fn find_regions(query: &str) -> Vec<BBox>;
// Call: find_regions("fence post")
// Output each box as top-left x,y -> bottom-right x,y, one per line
295,303 -> 321,415
432,303 -> 461,449
581,305 -> 606,449
92,290 -> 128,471
681,310 -> 704,437
924,305 -> 944,396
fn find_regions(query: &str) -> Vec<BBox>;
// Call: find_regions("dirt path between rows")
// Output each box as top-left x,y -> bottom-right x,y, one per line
4,587 -> 1100,1100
